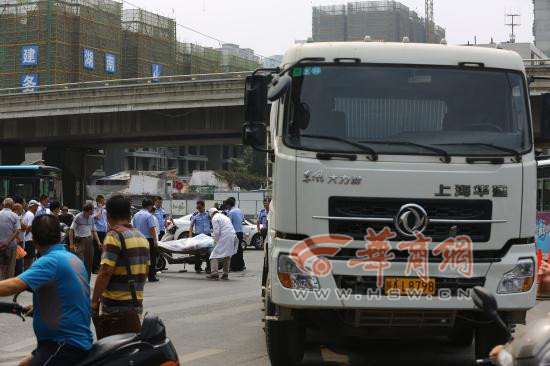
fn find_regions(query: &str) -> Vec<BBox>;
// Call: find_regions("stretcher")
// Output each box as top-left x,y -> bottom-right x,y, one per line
156,234 -> 214,273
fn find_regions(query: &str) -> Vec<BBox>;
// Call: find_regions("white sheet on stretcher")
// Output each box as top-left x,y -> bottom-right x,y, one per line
159,234 -> 214,252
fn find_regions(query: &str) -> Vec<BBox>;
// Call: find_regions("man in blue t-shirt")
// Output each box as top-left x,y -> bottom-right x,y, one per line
0,214 -> 92,366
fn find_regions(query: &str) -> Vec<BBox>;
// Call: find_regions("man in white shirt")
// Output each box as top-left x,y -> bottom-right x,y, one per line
69,203 -> 101,282
206,208 -> 237,281
0,198 -> 21,280
23,200 -> 38,270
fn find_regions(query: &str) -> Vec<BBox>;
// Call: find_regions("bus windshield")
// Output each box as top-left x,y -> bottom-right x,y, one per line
0,166 -> 62,203
284,65 -> 531,157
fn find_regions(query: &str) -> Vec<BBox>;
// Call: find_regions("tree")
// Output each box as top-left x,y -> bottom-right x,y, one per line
214,147 -> 267,190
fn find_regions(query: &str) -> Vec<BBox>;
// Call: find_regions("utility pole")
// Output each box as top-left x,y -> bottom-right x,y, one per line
505,12 -> 521,43
425,0 -> 434,43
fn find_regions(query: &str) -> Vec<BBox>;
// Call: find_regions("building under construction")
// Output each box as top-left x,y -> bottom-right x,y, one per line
121,9 -> 176,79
176,43 -> 221,75
0,0 -> 261,90
0,0 -> 122,89
312,1 -> 445,43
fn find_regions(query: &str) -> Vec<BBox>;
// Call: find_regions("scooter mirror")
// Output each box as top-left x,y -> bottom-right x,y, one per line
472,286 -> 498,316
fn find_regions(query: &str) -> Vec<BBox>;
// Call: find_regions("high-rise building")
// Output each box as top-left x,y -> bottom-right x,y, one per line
312,1 -> 445,44
535,0 -> 550,58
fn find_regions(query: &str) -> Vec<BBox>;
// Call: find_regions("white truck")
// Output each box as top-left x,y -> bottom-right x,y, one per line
242,42 -> 538,365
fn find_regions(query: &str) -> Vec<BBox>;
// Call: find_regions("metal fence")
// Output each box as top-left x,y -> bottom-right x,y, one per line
0,70 -> 251,97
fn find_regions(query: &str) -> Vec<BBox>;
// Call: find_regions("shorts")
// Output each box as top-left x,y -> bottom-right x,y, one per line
24,241 -> 35,259
30,341 -> 88,366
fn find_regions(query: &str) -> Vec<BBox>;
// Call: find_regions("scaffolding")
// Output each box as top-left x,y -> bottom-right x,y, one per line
311,1 -> 445,43
219,53 -> 260,72
0,0 -> 122,89
312,4 -> 346,42
346,1 -> 411,42
176,42 -> 221,75
121,8 -> 176,78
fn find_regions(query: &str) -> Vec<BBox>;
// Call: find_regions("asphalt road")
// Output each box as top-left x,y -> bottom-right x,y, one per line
0,249 -> 548,366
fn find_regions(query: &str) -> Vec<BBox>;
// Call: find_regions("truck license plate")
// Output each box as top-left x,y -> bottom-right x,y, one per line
384,278 -> 436,295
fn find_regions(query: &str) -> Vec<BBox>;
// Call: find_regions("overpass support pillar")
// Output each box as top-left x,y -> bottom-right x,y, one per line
43,147 -> 103,209
0,145 -> 25,165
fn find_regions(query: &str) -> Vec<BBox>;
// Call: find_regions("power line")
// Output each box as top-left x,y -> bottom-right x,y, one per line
120,0 -> 278,63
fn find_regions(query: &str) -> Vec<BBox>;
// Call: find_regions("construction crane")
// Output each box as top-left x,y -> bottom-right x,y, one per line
425,0 -> 434,43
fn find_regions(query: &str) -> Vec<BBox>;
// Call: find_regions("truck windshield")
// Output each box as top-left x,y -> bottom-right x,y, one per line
284,65 -> 531,156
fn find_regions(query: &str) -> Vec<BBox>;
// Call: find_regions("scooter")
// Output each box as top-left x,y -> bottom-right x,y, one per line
0,295 -> 180,366
473,286 -> 550,366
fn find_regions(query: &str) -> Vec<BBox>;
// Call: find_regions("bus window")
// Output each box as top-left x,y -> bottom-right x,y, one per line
0,177 -> 8,198
14,181 -> 33,200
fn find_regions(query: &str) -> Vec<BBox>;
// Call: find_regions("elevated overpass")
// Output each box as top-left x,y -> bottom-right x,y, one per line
0,72 -> 249,147
0,72 -> 250,207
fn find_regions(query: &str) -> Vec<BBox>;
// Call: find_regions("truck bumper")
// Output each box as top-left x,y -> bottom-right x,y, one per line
269,238 -> 536,311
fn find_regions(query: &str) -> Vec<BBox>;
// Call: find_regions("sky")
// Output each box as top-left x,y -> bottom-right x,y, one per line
123,0 -> 535,59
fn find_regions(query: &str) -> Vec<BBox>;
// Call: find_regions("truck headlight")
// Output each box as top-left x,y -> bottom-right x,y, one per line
497,259 -> 535,294
278,254 -> 320,290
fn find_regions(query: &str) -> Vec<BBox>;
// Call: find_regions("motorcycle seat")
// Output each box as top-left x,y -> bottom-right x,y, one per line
77,333 -> 138,366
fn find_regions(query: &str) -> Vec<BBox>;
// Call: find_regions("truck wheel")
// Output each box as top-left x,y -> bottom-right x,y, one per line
265,296 -> 305,366
448,322 -> 474,347
475,322 -> 509,359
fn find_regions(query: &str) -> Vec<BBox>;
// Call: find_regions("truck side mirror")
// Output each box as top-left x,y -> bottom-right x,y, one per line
242,123 -> 267,147
245,75 -> 270,123
268,75 -> 291,102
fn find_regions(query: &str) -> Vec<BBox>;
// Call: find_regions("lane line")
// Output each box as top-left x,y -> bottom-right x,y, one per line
179,348 -> 225,363
174,303 -> 260,323
147,290 -> 258,314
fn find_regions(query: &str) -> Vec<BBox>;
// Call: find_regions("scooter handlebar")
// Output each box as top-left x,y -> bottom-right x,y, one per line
0,301 -> 26,320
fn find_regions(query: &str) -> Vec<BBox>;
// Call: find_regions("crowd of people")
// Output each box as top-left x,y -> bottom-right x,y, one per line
0,192 -> 269,364
0,194 -> 151,365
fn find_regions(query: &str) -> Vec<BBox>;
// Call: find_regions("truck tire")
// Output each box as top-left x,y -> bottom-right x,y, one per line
266,319 -> 305,366
474,322 -> 509,359
264,293 -> 305,366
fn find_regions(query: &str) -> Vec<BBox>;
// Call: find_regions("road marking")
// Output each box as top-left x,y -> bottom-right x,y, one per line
175,303 -> 260,323
179,348 -> 225,363
147,290 -> 258,314
0,338 -> 36,352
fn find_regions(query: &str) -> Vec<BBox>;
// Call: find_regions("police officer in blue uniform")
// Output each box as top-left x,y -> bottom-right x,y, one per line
257,198 -> 270,245
189,200 -> 211,273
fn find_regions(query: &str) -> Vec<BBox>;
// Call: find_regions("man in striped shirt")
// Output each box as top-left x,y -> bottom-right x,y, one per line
91,195 -> 150,317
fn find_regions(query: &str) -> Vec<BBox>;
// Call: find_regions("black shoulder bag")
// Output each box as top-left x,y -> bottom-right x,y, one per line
93,231 -> 142,340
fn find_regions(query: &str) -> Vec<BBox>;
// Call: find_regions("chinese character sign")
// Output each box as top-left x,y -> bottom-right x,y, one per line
433,236 -> 474,278
105,53 -> 116,74
348,227 -> 396,287
152,64 -> 162,81
396,232 -> 431,282
83,48 -> 94,70
21,74 -> 38,93
21,46 -> 38,66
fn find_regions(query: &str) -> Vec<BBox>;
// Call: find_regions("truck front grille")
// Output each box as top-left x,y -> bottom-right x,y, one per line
329,197 -> 492,242
334,275 -> 486,297
338,309 -> 456,328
